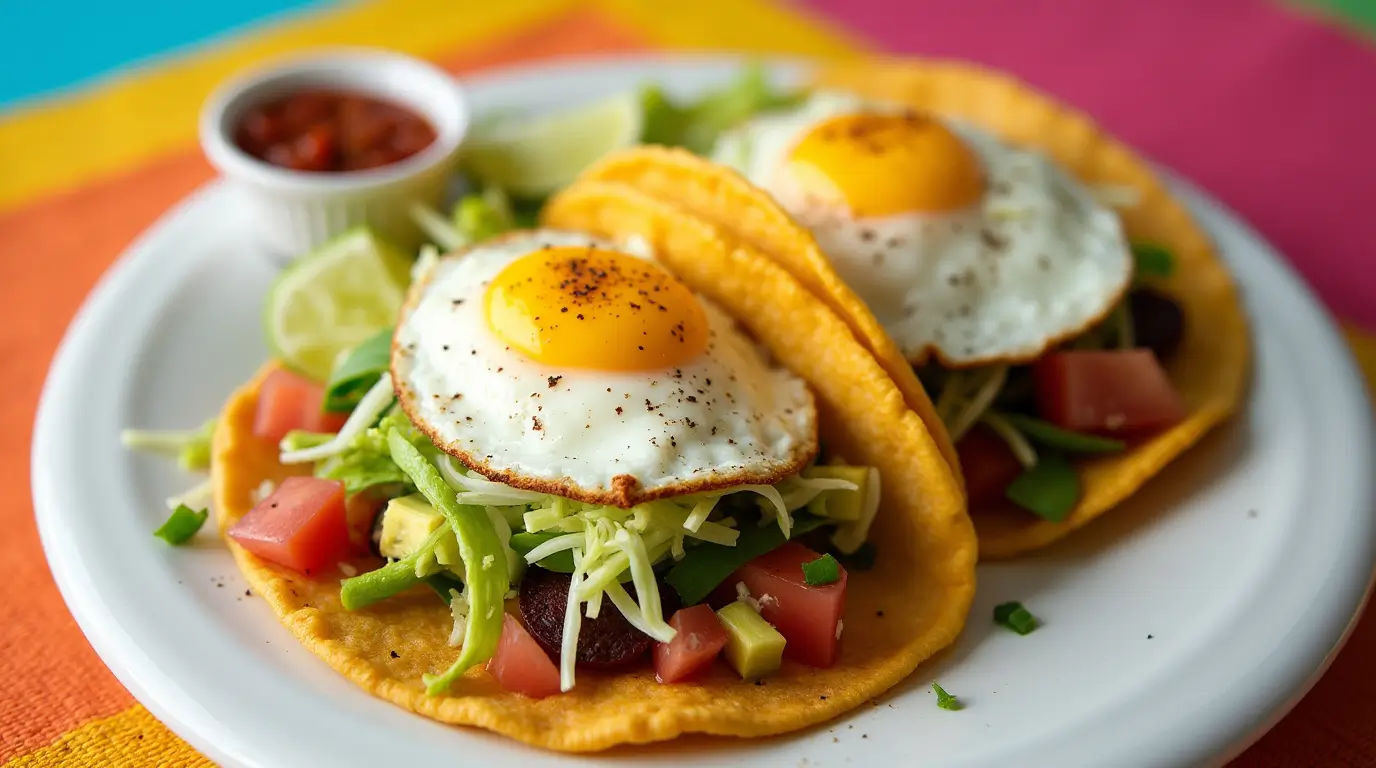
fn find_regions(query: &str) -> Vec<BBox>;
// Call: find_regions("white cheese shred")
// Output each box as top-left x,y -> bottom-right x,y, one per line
560,549 -> 586,692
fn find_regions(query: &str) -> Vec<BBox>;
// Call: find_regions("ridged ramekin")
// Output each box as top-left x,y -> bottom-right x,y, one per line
199,48 -> 469,257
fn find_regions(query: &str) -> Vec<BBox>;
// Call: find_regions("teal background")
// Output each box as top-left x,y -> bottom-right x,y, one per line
0,0 -> 325,107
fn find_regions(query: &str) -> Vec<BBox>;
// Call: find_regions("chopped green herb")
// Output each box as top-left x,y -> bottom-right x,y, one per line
993,601 -> 1040,635
324,329 -> 392,412
801,553 -> 841,586
933,682 -> 962,711
154,504 -> 208,545
1132,243 -> 1175,278
666,514 -> 828,606
999,413 -> 1125,454
1005,453 -> 1080,522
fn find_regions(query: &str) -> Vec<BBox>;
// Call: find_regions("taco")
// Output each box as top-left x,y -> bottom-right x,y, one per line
212,202 -> 973,749
572,59 -> 1248,558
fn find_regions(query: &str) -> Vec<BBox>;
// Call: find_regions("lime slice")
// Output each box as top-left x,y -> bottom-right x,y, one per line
265,228 -> 410,381
462,93 -> 642,197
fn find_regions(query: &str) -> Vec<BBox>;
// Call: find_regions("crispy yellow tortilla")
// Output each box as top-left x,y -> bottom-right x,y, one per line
581,59 -> 1249,559
213,194 -> 974,749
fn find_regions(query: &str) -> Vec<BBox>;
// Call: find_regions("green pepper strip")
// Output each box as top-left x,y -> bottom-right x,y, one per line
339,525 -> 448,610
384,430 -> 510,695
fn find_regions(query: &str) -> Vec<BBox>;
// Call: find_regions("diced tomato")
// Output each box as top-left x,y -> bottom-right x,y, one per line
1034,349 -> 1187,434
957,425 -> 1026,507
487,613 -> 561,698
254,369 -> 343,444
654,605 -> 729,683
227,476 -> 349,574
729,541 -> 847,668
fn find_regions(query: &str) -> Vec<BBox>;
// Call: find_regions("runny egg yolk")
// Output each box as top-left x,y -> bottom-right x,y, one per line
784,112 -> 983,217
484,246 -> 710,371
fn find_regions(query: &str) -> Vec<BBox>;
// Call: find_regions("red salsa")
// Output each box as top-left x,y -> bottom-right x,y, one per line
235,90 -> 436,173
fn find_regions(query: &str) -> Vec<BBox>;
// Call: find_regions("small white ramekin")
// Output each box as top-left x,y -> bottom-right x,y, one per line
200,48 -> 469,257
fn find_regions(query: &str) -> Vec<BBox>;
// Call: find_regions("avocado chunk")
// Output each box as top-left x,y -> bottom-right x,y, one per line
378,494 -> 463,575
717,600 -> 785,680
804,465 -> 871,521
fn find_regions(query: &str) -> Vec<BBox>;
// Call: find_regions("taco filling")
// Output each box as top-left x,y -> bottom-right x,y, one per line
226,229 -> 886,697
566,65 -> 1246,558
708,89 -> 1193,527
162,170 -> 974,751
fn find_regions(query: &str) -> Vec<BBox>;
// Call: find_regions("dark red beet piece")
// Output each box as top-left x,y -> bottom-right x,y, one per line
1129,289 -> 1185,362
519,566 -> 680,670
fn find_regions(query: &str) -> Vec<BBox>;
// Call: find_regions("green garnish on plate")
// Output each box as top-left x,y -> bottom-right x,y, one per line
154,504 -> 208,545
1132,243 -> 1175,278
933,682 -> 962,711
994,601 -> 1040,635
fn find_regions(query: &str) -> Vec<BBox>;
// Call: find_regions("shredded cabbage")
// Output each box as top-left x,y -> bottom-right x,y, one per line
280,374 -> 395,464
561,549 -> 586,691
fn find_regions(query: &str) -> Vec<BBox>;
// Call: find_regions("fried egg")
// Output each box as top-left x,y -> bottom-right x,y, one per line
715,91 -> 1132,366
392,230 -> 817,507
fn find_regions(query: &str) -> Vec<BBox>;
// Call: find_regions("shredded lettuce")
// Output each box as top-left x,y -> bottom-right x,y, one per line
640,62 -> 802,154
281,374 -> 395,464
314,407 -> 423,496
936,366 -> 1009,443
121,418 -> 217,471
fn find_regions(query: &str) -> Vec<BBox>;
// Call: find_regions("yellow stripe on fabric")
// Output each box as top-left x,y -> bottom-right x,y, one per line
593,0 -> 870,57
0,0 -> 576,213
3,705 -> 211,768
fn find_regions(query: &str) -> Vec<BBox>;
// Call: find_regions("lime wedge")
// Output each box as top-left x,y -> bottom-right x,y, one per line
265,228 -> 410,382
462,93 -> 642,197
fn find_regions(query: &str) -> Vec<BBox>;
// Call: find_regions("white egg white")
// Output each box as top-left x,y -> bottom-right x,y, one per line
715,91 -> 1133,366
392,230 -> 817,506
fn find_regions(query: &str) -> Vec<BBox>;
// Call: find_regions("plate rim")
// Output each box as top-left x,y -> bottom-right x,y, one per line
31,53 -> 1376,768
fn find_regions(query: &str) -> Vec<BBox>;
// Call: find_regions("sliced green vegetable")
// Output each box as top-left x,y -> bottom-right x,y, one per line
386,430 -> 509,696
665,514 -> 828,606
121,418 -> 217,471
998,413 -> 1126,454
1005,453 -> 1080,522
153,504 -> 208,545
717,600 -> 786,679
993,601 -> 1040,635
340,526 -> 447,610
452,188 -> 515,243
801,553 -> 841,586
324,328 -> 392,412
279,430 -> 335,452
1132,243 -> 1175,278
933,682 -> 962,711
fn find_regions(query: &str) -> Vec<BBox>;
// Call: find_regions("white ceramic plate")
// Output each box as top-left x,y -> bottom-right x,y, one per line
33,57 -> 1376,768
